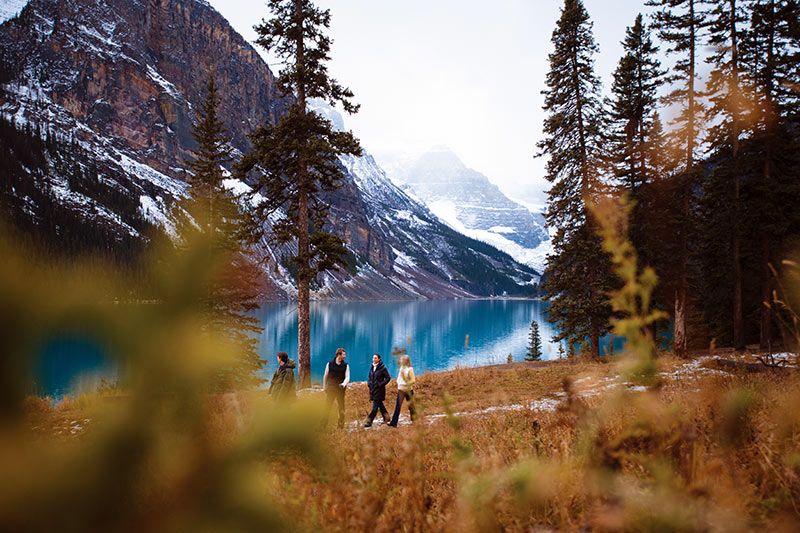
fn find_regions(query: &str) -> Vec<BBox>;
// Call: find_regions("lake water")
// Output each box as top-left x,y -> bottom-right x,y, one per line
33,299 -> 622,398
255,300 -> 565,384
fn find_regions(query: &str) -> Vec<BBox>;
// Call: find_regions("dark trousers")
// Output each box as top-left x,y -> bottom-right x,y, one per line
389,389 -> 415,426
366,400 -> 389,423
324,387 -> 346,428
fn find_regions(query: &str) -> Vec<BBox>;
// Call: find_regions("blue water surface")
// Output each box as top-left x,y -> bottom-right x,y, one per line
34,299 -> 637,397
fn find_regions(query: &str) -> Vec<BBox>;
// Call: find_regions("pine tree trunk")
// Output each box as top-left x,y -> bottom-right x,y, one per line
591,323 -> 600,360
730,0 -> 744,351
674,0 -> 697,358
297,191 -> 311,388
733,228 -> 744,349
760,231 -> 772,350
758,0 -> 775,352
294,0 -> 312,388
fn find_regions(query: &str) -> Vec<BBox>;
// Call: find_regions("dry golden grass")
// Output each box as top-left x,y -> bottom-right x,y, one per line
18,354 -> 800,532
255,357 -> 799,532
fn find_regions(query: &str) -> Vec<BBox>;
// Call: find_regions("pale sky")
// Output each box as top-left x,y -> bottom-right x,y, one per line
209,0 -> 652,209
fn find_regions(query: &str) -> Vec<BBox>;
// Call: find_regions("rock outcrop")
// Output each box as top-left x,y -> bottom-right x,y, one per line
0,0 -> 539,299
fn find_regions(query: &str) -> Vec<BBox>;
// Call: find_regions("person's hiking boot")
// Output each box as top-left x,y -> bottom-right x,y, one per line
363,419 -> 373,428
382,415 -> 390,424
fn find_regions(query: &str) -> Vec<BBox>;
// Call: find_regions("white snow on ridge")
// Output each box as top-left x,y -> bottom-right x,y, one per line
488,225 -> 515,234
428,199 -> 549,273
116,152 -> 187,197
139,195 -> 176,237
146,64 -> 182,100
0,0 -> 29,24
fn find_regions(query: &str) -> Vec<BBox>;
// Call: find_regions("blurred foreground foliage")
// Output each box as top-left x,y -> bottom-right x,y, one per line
0,227 -> 325,532
1,194 -> 799,531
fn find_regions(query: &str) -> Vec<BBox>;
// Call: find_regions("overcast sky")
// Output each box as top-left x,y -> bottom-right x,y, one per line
209,0 -> 652,209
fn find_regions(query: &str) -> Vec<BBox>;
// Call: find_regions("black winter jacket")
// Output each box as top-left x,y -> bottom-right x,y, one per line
367,361 -> 391,401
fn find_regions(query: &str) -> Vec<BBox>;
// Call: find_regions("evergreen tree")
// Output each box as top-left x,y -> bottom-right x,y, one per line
178,76 -> 265,390
527,320 -> 543,361
538,0 -> 613,359
740,0 -> 800,349
703,0 -> 750,349
646,0 -> 706,356
239,0 -> 362,387
606,14 -> 665,267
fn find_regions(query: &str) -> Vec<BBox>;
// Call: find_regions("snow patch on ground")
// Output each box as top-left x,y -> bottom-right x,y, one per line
349,355 -> 742,430
488,225 -> 515,234
117,152 -> 186,197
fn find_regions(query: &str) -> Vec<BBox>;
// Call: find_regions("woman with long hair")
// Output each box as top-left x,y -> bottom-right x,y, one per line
387,354 -> 416,427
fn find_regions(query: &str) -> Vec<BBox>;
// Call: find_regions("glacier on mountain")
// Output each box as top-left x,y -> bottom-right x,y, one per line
383,148 -> 551,271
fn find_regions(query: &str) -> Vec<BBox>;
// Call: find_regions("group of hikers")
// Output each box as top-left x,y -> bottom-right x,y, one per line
267,347 -> 417,429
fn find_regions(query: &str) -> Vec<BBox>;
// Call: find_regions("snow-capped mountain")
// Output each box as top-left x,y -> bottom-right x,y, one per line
0,0 -> 538,299
386,148 -> 551,271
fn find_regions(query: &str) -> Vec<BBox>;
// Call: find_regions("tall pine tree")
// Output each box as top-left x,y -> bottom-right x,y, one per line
606,14 -> 665,268
740,0 -> 800,349
538,0 -> 613,359
178,76 -> 265,390
646,0 -> 705,356
703,0 -> 750,349
239,0 -> 362,387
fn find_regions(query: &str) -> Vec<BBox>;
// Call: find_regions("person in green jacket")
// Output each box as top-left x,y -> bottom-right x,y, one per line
268,351 -> 296,401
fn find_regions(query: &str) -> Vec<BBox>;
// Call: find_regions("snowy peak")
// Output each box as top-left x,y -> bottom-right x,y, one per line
389,148 -> 550,270
307,98 -> 345,132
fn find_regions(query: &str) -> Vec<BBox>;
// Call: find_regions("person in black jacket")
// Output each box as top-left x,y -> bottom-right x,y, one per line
268,352 -> 296,402
364,353 -> 391,427
323,347 -> 349,428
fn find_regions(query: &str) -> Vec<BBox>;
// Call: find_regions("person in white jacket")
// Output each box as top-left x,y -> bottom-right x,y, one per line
322,347 -> 350,428
387,354 -> 416,427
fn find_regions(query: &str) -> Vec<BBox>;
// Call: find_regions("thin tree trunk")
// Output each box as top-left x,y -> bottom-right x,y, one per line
760,230 -> 772,350
297,192 -> 311,388
759,0 -> 776,351
730,0 -> 745,350
571,34 -> 598,359
674,0 -> 697,358
294,0 -> 311,388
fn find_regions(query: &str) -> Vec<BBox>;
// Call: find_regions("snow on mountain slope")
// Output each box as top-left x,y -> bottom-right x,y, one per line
0,0 -> 27,23
387,148 -> 550,271
1,0 -> 539,299
428,199 -> 551,273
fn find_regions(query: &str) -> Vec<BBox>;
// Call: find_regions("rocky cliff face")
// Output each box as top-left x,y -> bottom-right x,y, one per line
0,0 -> 286,171
0,0 -> 538,299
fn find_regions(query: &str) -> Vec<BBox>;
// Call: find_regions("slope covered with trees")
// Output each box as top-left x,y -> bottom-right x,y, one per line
540,0 -> 800,354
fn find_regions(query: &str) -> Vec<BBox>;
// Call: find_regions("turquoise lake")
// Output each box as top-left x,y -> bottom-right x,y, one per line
33,299 -> 627,398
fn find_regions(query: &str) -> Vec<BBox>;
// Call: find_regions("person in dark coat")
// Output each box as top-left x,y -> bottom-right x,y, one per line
268,352 -> 296,401
323,347 -> 349,428
364,353 -> 391,427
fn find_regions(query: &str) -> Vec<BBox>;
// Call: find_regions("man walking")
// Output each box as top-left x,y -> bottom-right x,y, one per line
323,347 -> 349,428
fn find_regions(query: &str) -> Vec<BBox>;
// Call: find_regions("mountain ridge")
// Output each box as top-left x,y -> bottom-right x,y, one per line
385,148 -> 551,271
0,0 -> 539,299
